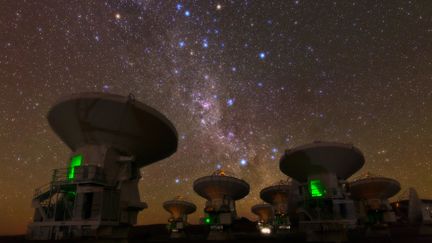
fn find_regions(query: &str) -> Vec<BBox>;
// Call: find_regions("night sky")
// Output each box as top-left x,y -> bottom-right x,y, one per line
1,0 -> 432,235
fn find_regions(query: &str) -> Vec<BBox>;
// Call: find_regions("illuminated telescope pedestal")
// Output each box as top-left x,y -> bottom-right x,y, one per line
27,93 -> 178,240
193,170 -> 250,240
252,203 -> 275,236
280,142 -> 364,242
163,198 -> 196,238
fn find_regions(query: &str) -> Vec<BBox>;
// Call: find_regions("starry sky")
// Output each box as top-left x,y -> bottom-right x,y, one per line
1,0 -> 432,235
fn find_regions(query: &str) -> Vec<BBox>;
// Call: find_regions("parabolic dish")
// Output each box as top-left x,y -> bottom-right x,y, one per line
47,92 -> 178,167
193,175 -> 250,201
260,184 -> 292,204
280,141 -> 364,182
350,176 -> 401,200
251,203 -> 274,221
163,199 -> 196,219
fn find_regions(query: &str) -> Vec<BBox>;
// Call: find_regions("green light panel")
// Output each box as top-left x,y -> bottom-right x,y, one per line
309,179 -> 326,198
68,154 -> 83,180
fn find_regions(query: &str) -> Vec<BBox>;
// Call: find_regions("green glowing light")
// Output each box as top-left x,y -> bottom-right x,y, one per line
309,179 -> 326,198
205,217 -> 211,224
68,154 -> 83,180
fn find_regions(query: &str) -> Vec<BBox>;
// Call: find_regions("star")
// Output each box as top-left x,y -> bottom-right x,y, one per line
202,39 -> 209,48
227,98 -> 235,107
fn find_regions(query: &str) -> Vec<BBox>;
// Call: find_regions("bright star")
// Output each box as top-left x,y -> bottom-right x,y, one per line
227,98 -> 234,107
240,159 -> 247,166
115,13 -> 121,19
216,4 -> 222,10
178,41 -> 185,48
184,10 -> 190,16
259,52 -> 266,59
202,39 -> 209,48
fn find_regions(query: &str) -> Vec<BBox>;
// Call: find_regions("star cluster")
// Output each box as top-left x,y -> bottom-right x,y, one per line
1,0 -> 432,235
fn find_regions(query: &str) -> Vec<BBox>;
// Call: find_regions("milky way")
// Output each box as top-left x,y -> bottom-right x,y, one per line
1,0 -> 432,234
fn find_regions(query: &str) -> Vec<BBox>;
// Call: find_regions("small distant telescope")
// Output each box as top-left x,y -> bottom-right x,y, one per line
259,180 -> 299,233
193,170 -> 250,240
163,197 -> 196,238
